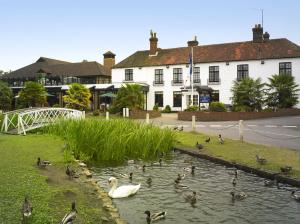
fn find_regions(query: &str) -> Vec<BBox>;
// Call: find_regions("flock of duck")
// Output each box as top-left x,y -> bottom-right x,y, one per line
21,157 -> 79,224
105,135 -> 300,223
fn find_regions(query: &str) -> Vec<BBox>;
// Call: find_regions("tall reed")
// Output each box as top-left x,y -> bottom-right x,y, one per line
45,118 -> 175,162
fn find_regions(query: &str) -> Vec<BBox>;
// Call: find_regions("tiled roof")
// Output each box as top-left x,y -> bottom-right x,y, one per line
2,57 -> 111,79
114,38 -> 300,68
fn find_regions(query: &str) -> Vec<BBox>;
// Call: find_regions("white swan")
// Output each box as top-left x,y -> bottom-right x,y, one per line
108,177 -> 140,198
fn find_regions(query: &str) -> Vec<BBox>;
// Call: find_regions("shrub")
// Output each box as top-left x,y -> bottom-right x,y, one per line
185,105 -> 199,111
209,102 -> 226,112
52,103 -> 60,108
262,107 -> 274,112
162,105 -> 171,113
232,105 -> 252,112
92,110 -> 100,116
153,104 -> 159,111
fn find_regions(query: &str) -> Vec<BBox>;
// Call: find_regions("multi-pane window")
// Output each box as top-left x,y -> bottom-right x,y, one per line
173,91 -> 182,107
279,62 -> 292,75
209,66 -> 220,82
125,69 -> 133,81
154,91 -> 163,107
237,64 -> 249,81
193,67 -> 200,83
187,95 -> 199,106
154,69 -> 163,84
173,68 -> 183,83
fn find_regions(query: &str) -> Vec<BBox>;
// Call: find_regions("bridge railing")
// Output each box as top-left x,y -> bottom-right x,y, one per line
1,107 -> 85,135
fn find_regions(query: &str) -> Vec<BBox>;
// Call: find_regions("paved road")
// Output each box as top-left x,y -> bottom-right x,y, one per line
148,114 -> 300,150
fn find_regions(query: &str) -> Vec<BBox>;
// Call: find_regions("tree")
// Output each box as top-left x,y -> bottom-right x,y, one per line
113,84 -> 144,111
18,81 -> 47,107
0,80 -> 13,111
266,74 -> 299,109
63,83 -> 91,110
231,77 -> 265,112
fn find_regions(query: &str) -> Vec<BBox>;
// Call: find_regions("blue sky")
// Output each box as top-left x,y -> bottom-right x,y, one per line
1,0 -> 300,71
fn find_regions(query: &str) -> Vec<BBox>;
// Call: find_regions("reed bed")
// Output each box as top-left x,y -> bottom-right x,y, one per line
45,118 -> 175,162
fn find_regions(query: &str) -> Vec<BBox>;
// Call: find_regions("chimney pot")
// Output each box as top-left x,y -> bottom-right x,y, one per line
149,30 -> 158,56
263,32 -> 270,41
187,36 -> 199,47
252,24 -> 263,43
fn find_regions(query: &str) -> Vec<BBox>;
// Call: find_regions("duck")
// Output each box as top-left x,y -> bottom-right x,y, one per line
256,155 -> 267,165
264,176 -> 278,187
22,196 -> 32,220
218,134 -> 224,144
66,165 -> 77,179
177,173 -> 186,181
146,177 -> 152,185
205,137 -> 210,143
127,160 -> 135,165
230,191 -> 247,201
119,172 -> 133,179
184,191 -> 197,204
144,210 -> 167,224
173,126 -> 178,131
195,142 -> 203,150
142,165 -> 146,172
174,178 -> 189,189
234,169 -> 239,178
280,166 -> 292,174
179,126 -> 184,131
232,177 -> 237,187
183,166 -> 196,174
291,191 -> 300,202
37,157 -> 51,168
60,202 -> 77,224
151,158 -> 162,166
108,177 -> 140,198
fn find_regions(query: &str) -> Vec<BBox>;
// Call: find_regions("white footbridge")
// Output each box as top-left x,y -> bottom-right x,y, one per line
1,107 -> 85,135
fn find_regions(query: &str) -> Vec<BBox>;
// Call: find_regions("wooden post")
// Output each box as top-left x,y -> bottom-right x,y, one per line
239,120 -> 244,142
192,115 -> 196,131
123,108 -> 126,117
126,108 -> 130,117
106,111 -> 109,120
146,113 -> 150,124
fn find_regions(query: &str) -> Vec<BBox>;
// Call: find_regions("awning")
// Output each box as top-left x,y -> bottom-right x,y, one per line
100,92 -> 116,98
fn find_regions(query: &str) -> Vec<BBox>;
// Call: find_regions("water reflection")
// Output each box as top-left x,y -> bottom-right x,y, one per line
93,151 -> 300,224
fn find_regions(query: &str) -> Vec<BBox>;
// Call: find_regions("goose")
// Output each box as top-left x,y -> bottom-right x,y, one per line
256,155 -> 267,165
144,210 -> 166,224
195,142 -> 203,150
60,202 -> 77,224
177,173 -> 186,180
232,177 -> 237,187
146,177 -> 152,185
22,196 -> 32,220
108,177 -> 140,198
205,137 -> 210,143
230,191 -> 247,201
291,191 -> 300,202
280,166 -> 292,174
184,191 -> 197,204
218,134 -> 224,144
37,157 -> 51,168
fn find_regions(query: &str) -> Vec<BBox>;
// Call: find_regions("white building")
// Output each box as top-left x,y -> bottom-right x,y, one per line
112,25 -> 300,111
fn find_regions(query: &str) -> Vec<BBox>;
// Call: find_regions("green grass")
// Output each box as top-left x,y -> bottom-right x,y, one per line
0,134 -> 114,224
176,131 -> 300,180
45,118 -> 175,162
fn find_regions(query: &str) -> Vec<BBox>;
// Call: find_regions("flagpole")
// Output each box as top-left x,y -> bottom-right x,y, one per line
191,46 -> 194,106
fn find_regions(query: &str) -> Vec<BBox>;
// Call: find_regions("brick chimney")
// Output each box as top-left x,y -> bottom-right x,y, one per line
263,32 -> 270,41
103,51 -> 115,70
187,36 -> 199,47
149,30 -> 158,56
252,24 -> 263,43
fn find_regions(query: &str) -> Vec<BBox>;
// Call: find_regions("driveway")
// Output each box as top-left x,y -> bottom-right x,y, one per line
148,114 -> 300,150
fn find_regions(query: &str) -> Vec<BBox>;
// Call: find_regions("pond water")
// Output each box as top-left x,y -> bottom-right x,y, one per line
93,151 -> 300,224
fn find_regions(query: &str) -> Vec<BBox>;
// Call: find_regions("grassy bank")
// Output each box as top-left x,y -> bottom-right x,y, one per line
0,134 -> 114,224
176,131 -> 300,180
45,118 -> 175,162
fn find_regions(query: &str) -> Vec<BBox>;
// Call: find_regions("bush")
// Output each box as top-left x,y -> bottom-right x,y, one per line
185,105 -> 199,111
209,102 -> 226,112
153,104 -> 159,111
92,110 -> 100,116
52,103 -> 60,108
162,105 -> 171,113
232,105 -> 252,112
108,106 -> 120,114
262,107 -> 274,112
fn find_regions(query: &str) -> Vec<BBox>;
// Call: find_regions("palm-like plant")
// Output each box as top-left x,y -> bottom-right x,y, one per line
18,81 -> 47,107
231,77 -> 265,111
63,83 -> 91,110
114,84 -> 144,110
266,74 -> 299,109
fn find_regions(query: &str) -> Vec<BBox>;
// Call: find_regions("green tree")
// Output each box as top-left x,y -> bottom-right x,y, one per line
0,81 -> 13,111
266,74 -> 299,109
63,83 -> 91,110
113,84 -> 144,110
231,77 -> 265,112
18,81 -> 47,107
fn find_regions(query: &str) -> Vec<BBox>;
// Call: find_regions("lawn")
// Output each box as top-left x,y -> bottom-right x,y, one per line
0,134 -> 114,224
175,131 -> 300,180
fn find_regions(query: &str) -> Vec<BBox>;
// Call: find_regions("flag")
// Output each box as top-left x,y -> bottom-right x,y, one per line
189,53 -> 192,76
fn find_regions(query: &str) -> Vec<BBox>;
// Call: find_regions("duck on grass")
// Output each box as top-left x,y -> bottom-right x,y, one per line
44,118 -> 175,163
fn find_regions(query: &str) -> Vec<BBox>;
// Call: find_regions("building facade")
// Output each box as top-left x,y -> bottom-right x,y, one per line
112,25 -> 300,110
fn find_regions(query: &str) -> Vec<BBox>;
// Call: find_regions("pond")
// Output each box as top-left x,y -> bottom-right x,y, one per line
93,151 -> 300,224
